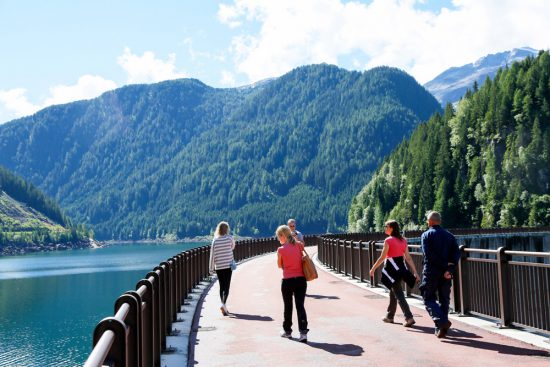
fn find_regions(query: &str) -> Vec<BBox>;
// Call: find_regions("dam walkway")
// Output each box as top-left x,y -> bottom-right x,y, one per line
189,246 -> 550,367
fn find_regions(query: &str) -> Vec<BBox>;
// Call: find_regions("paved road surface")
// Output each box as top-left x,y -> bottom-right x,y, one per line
190,247 -> 549,367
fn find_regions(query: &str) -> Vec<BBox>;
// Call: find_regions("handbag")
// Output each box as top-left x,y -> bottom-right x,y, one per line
230,259 -> 237,271
302,247 -> 318,281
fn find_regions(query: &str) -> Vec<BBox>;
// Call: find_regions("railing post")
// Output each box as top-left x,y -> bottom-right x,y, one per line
457,245 -> 470,316
342,239 -> 347,275
496,246 -> 512,327
114,294 -> 140,367
368,241 -> 377,287
358,241 -> 364,282
92,317 -> 128,367
136,278 -> 157,367
349,241 -> 355,279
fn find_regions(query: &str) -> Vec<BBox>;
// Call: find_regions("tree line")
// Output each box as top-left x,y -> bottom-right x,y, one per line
349,51 -> 550,231
0,64 -> 441,239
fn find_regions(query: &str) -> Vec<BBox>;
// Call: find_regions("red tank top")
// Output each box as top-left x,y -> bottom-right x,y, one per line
386,236 -> 407,258
277,242 -> 305,279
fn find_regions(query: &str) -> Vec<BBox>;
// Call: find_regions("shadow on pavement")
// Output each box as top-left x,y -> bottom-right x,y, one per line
228,313 -> 274,321
304,341 -> 364,356
407,325 -> 482,339
306,294 -> 340,300
442,337 -> 550,357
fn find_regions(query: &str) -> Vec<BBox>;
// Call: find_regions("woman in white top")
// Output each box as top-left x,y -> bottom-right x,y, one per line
209,221 -> 236,316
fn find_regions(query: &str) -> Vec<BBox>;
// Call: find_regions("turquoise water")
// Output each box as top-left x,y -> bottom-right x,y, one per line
0,242 -> 205,367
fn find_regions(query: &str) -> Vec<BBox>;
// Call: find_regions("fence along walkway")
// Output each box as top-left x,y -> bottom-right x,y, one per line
84,229 -> 550,367
191,246 -> 549,367
319,228 -> 550,333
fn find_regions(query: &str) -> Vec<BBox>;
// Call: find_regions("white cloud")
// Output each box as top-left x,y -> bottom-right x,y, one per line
0,88 -> 39,119
0,75 -> 116,123
43,75 -> 117,107
218,0 -> 550,84
220,70 -> 237,86
117,47 -> 187,84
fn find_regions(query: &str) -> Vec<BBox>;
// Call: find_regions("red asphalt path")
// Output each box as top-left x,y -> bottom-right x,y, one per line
190,247 -> 549,367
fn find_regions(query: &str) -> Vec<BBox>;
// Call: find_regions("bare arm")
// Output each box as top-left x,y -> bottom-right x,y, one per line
277,250 -> 283,269
369,242 -> 389,277
209,240 -> 215,273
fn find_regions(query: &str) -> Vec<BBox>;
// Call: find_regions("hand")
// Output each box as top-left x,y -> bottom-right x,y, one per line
414,273 -> 420,283
369,268 -> 375,277
444,271 -> 452,280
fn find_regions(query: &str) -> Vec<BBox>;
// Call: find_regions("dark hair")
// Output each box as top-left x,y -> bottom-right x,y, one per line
385,220 -> 403,240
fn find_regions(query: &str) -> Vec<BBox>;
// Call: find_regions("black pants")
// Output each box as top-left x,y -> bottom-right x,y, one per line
216,268 -> 233,304
281,276 -> 308,333
386,281 -> 413,319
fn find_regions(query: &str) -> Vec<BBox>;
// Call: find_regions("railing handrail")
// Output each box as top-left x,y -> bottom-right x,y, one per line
84,238 -> 284,367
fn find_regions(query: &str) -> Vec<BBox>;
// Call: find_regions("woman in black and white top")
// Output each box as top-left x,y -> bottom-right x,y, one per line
209,221 -> 236,316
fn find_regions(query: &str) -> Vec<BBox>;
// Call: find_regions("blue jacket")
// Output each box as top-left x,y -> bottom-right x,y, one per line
421,225 -> 460,277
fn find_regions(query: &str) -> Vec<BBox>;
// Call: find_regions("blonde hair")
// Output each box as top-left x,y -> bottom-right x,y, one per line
275,225 -> 296,244
215,221 -> 230,237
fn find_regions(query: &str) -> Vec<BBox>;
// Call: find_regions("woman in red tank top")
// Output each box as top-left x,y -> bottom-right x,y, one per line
369,220 -> 419,327
276,224 -> 309,343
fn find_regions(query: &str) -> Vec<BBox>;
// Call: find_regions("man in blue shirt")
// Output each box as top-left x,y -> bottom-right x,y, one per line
420,211 -> 460,338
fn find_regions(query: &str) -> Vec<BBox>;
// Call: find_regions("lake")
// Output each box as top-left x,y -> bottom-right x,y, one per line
0,242 -> 205,367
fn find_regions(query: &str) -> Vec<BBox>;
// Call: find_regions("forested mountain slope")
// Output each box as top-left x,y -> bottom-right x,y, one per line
0,165 -> 89,251
0,64 -> 441,239
349,51 -> 550,231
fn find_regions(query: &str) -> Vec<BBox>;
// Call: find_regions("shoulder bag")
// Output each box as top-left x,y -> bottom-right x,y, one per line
302,247 -> 318,281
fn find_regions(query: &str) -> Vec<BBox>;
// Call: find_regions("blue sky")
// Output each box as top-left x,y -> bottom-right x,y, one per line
0,0 -> 548,123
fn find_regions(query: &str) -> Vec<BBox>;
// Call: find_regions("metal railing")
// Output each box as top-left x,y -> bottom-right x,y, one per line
84,228 -> 549,366
84,237 -> 280,367
317,228 -> 550,334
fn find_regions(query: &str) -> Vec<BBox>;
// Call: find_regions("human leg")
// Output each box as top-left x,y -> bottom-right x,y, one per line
385,285 -> 398,320
216,268 -> 232,304
281,278 -> 294,333
437,279 -> 452,324
420,276 -> 444,326
294,277 -> 308,334
391,281 -> 413,320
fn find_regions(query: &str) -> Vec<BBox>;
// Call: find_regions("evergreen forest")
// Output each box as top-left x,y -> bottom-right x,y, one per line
349,51 -> 550,231
0,64 -> 440,239
0,165 -> 90,247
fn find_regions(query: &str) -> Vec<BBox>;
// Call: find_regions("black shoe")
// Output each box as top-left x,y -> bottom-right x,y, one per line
436,321 -> 452,338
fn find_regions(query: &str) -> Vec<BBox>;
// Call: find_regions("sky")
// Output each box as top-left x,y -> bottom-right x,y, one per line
0,0 -> 549,124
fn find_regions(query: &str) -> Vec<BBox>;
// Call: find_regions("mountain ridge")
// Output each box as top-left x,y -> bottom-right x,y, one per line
0,64 -> 441,239
425,47 -> 539,106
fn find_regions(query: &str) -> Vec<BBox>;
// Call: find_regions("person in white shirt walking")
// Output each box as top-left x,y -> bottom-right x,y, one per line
287,218 -> 304,243
209,221 -> 236,316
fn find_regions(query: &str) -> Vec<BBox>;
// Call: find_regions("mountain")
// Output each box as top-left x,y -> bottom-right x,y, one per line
0,165 -> 90,254
0,64 -> 441,239
425,47 -> 539,106
349,51 -> 550,232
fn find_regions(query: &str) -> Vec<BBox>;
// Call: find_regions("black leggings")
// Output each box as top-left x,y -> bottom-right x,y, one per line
281,276 -> 308,333
216,268 -> 233,304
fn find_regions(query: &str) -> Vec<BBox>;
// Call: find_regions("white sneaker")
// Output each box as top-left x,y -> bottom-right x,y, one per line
298,332 -> 308,343
220,304 -> 228,316
280,330 -> 292,338
222,304 -> 229,314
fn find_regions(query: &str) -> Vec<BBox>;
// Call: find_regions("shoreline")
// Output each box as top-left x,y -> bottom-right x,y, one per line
0,238 -> 97,257
0,235 -> 258,257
